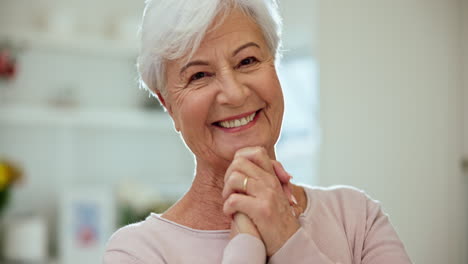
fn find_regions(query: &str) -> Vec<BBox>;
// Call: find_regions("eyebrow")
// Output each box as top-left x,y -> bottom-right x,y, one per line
179,42 -> 261,75
232,42 -> 260,57
179,60 -> 210,75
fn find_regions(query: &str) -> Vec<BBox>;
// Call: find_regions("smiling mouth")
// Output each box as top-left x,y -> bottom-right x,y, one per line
213,110 -> 260,128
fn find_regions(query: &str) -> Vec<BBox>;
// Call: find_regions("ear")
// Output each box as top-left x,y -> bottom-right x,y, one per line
155,91 -> 180,132
155,90 -> 166,109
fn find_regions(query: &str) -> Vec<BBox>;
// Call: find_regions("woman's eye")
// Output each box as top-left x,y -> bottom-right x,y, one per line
190,72 -> 208,82
238,57 -> 258,67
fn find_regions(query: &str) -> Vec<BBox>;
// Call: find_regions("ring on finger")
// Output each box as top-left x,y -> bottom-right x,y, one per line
242,176 -> 249,193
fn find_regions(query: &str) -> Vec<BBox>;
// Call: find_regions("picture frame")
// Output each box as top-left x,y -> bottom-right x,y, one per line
59,187 -> 115,264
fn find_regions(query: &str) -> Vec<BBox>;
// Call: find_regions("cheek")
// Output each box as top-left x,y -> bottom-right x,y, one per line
173,90 -> 214,133
271,86 -> 285,126
270,79 -> 284,107
256,71 -> 284,112
260,74 -> 285,130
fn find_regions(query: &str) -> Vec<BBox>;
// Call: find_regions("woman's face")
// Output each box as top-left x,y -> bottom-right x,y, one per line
162,9 -> 284,168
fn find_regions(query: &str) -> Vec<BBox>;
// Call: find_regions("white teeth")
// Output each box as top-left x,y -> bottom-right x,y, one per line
218,112 -> 256,128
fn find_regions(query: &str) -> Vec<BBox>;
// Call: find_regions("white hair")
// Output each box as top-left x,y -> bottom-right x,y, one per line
137,0 -> 282,97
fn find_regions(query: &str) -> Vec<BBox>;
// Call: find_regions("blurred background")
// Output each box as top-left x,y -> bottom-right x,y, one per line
0,0 -> 466,263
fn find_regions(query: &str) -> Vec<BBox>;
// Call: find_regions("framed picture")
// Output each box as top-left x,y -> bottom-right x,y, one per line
59,187 -> 115,264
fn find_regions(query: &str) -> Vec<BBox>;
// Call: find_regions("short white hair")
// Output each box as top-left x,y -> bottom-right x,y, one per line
137,0 -> 283,97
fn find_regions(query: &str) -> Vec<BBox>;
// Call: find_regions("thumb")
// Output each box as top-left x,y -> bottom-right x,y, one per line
271,160 -> 292,184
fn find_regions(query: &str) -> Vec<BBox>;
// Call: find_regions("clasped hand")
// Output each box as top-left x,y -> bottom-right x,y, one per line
222,146 -> 301,256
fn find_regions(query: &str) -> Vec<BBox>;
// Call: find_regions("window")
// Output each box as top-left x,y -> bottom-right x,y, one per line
276,55 -> 320,185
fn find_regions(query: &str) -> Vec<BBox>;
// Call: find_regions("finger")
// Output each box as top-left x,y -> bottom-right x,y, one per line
224,157 -> 276,188
291,203 -> 302,219
224,192 -> 293,224
272,161 -> 297,205
234,147 -> 274,174
290,182 -> 299,204
222,171 -> 261,200
272,160 -> 292,184
225,157 -> 261,182
280,181 -> 298,207
223,193 -> 258,218
281,182 -> 294,205
233,213 -> 261,238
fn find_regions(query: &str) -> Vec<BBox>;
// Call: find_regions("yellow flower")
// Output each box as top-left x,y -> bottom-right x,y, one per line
0,164 -> 8,191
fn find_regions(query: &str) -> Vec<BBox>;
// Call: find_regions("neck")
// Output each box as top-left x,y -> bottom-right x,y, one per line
163,159 -> 232,230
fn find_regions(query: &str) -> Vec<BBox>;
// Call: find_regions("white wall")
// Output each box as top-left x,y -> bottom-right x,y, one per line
463,0 -> 468,157
279,0 -> 318,55
318,0 -> 467,263
462,1 -> 468,262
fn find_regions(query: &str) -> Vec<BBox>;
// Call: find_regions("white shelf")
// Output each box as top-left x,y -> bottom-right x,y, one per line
0,29 -> 138,58
0,104 -> 173,131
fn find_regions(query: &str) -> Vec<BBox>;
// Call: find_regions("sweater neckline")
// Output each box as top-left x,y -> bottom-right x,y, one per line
150,184 -> 312,235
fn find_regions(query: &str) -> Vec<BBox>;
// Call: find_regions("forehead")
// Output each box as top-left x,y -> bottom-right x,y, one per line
202,8 -> 264,46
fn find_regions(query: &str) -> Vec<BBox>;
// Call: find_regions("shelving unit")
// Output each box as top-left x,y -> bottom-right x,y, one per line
0,29 -> 138,58
0,4 -> 195,264
0,104 -> 173,131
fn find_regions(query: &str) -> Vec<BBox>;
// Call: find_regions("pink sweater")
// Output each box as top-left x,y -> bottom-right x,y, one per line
103,185 -> 412,263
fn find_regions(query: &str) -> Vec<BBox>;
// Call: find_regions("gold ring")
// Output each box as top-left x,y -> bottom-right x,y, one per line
242,176 -> 249,193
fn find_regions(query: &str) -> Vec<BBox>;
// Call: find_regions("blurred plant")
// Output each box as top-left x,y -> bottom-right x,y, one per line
0,160 -> 23,217
117,181 -> 174,227
118,200 -> 174,228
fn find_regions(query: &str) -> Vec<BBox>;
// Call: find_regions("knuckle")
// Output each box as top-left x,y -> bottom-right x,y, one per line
257,190 -> 277,218
252,146 -> 265,157
226,195 -> 238,208
226,174 -> 236,186
234,148 -> 250,158
236,146 -> 266,159
223,201 -> 231,215
228,171 -> 239,183
274,160 -> 284,171
225,166 -> 241,184
232,157 -> 245,167
259,201 -> 273,218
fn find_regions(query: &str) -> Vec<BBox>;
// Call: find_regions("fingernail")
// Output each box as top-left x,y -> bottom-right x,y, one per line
287,172 -> 293,179
291,194 -> 298,206
291,207 -> 296,217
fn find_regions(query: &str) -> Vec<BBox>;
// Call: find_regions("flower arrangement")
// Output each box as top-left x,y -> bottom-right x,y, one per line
0,160 -> 22,217
0,45 -> 18,80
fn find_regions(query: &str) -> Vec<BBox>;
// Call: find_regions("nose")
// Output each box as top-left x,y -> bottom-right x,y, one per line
216,71 -> 250,107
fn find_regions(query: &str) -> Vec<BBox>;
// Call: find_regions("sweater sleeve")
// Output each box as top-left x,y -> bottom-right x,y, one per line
360,196 -> 412,264
268,189 -> 412,264
222,234 -> 267,263
268,227 -> 335,264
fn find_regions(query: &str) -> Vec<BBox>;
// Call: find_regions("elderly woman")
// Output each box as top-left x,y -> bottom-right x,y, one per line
104,0 -> 412,263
